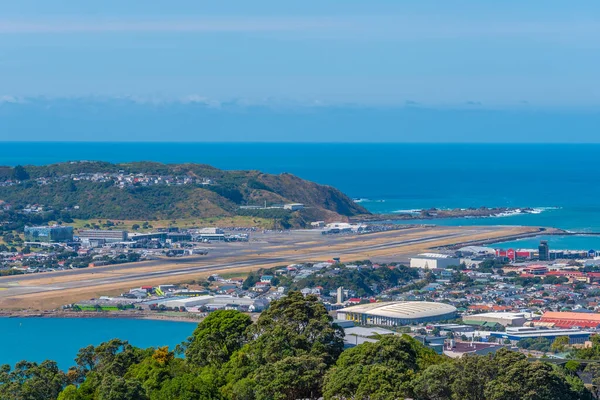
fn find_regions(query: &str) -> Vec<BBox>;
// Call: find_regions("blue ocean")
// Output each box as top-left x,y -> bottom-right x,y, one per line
2,142 -> 600,238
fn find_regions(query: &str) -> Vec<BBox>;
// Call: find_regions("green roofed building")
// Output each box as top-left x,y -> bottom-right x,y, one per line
462,320 -> 503,330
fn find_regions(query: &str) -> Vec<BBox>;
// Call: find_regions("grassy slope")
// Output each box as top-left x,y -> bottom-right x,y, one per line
0,162 -> 369,225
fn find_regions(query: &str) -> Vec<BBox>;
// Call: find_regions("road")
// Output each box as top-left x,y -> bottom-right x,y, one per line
0,225 -> 539,309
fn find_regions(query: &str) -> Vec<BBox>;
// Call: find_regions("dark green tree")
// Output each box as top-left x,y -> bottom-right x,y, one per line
412,362 -> 455,400
11,165 -> 30,181
184,310 -> 252,367
485,360 -> 580,400
242,273 -> 259,290
95,375 -> 148,400
254,355 -> 327,400
248,291 -> 344,365
323,335 -> 433,400
0,360 -> 68,400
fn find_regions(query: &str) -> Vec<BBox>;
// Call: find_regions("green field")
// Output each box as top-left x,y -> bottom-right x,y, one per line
64,216 -> 275,232
77,305 -> 135,312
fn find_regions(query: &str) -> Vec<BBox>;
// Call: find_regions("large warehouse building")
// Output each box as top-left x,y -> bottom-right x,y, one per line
410,253 -> 460,269
490,327 -> 590,345
336,301 -> 457,327
540,311 -> 600,329
463,312 -> 529,327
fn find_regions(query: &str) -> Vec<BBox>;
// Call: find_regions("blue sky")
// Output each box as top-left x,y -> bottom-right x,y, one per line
1,0 -> 599,107
1,1 -> 599,142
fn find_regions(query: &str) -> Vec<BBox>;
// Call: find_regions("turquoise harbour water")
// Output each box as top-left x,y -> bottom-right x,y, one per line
0,318 -> 196,370
493,235 -> 600,251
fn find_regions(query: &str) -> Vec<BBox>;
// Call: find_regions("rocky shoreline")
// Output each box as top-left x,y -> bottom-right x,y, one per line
352,207 -> 538,222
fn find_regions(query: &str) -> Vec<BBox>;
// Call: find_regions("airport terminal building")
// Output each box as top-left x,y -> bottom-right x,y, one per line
337,301 -> 457,327
79,229 -> 128,246
24,225 -> 74,243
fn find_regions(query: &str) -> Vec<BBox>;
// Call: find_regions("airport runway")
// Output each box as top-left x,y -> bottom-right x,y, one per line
0,225 -> 539,309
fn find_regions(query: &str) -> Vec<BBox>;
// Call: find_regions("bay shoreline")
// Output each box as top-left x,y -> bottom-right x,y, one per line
0,309 -> 204,323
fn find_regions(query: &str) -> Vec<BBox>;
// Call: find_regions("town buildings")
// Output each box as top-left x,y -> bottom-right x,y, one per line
79,229 -> 128,246
410,253 -> 461,269
337,301 -> 458,326
24,225 -> 73,243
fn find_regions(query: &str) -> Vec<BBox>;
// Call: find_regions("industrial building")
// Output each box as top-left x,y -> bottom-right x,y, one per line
283,203 -> 305,211
79,230 -> 128,246
128,232 -> 168,242
24,225 -> 73,243
336,301 -> 457,327
410,253 -> 460,269
443,341 -> 506,359
166,232 -> 192,242
462,312 -> 530,327
159,295 -> 268,312
193,227 -> 226,242
540,311 -> 600,329
322,222 -> 367,235
490,327 -> 590,345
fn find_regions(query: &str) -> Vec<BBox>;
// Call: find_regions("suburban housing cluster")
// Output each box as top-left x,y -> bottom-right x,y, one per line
1,171 -> 213,188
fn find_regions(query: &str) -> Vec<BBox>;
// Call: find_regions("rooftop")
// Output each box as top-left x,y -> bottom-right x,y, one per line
464,312 -> 530,320
339,301 -> 457,319
542,311 -> 600,322
416,253 -> 456,259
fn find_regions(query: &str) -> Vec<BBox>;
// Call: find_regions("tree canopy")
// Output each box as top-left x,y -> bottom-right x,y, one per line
0,292 -> 590,400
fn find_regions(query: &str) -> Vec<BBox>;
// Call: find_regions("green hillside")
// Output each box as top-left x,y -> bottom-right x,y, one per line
0,162 -> 368,226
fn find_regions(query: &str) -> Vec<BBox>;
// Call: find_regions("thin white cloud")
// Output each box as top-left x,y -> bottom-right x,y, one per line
0,16 -> 598,47
0,18 -> 347,34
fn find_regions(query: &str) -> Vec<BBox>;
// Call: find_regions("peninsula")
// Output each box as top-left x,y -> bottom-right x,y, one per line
0,161 -> 367,229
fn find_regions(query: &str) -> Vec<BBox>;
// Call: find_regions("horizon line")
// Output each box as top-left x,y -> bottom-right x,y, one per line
3,141 -> 600,145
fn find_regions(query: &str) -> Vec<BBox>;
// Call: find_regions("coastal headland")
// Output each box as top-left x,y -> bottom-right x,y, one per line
0,225 -> 544,310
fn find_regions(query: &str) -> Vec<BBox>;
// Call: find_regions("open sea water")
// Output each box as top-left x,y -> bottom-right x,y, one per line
2,142 -> 599,232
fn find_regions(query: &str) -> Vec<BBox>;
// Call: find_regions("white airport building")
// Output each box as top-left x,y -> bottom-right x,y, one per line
410,253 -> 461,269
322,222 -> 367,234
161,295 -> 267,312
78,230 -> 128,247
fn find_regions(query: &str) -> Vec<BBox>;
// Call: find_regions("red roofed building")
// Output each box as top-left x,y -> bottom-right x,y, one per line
522,265 -> 548,275
529,299 -> 547,305
546,271 -> 584,277
546,270 -> 589,283
540,311 -> 600,329
469,305 -> 492,312
519,273 -> 537,278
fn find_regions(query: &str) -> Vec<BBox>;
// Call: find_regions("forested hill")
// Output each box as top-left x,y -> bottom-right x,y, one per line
0,161 -> 368,224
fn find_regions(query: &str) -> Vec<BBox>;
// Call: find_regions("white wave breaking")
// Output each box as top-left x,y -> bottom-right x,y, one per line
353,198 -> 385,203
389,206 -> 561,217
